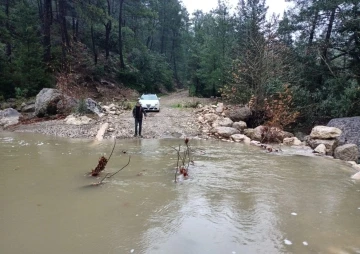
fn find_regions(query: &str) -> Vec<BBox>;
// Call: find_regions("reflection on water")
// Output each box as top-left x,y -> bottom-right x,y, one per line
1,132 -> 360,254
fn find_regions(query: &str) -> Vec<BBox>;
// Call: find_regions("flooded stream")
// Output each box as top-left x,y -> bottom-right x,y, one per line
1,132 -> 359,254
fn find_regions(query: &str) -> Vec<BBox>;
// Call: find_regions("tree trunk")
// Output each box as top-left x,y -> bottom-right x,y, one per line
43,0 -> 52,63
105,0 -> 112,59
321,7 -> 336,63
58,0 -> 70,48
91,25 -> 98,65
318,7 -> 336,85
308,9 -> 318,46
160,0 -> 166,54
72,17 -> 78,42
171,30 -> 179,86
5,0 -> 11,62
118,0 -> 125,69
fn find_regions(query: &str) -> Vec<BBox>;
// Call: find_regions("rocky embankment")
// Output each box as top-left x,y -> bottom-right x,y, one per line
192,102 -> 360,179
1,88 -> 360,179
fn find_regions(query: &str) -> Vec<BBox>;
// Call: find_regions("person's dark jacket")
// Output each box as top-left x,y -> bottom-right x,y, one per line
132,105 -> 147,119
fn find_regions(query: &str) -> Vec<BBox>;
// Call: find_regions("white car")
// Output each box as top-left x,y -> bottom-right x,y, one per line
139,94 -> 160,112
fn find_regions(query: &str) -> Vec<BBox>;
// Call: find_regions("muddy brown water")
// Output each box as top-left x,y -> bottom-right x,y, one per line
1,132 -> 360,254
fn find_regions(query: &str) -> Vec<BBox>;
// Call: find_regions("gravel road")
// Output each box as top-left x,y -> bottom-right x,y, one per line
11,90 -> 212,140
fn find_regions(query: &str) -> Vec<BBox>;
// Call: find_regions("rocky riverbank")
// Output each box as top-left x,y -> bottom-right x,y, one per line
1,89 -> 360,179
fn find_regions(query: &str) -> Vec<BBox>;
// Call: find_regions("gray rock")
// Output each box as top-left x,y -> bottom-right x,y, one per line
0,108 -> 21,127
203,113 -> 219,123
35,88 -> 63,117
26,99 -> 36,105
310,125 -> 342,139
21,103 -> 35,113
0,108 -> 20,118
232,121 -> 247,131
327,117 -> 360,152
231,134 -> 251,144
334,144 -> 359,162
351,171 -> 360,180
85,98 -> 103,116
217,117 -> 233,127
307,138 -> 338,156
314,144 -> 326,155
211,126 -> 240,138
57,95 -> 78,114
243,128 -> 255,139
283,137 -> 302,146
215,103 -> 224,113
252,126 -> 293,142
226,106 -> 252,122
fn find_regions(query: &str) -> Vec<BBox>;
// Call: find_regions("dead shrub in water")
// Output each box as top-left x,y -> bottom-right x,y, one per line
172,138 -> 194,182
90,139 -> 116,176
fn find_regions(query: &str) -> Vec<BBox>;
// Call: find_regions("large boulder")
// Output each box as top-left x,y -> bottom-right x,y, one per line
283,137 -> 302,146
35,88 -> 63,117
231,134 -> 251,144
226,106 -> 252,122
307,138 -> 338,156
203,113 -> 219,123
327,117 -> 360,152
211,126 -> 240,138
21,103 -> 35,113
85,98 -> 103,116
0,108 -> 21,127
252,126 -> 293,142
213,117 -> 233,128
314,144 -> 327,155
232,121 -> 247,131
0,108 -> 20,118
334,144 -> 359,162
243,128 -> 255,139
310,125 -> 342,139
57,95 -> 78,114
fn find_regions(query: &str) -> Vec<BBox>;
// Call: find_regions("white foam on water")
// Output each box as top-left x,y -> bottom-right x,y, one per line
2,137 -> 14,143
303,241 -> 308,246
130,249 -> 134,253
284,239 -> 292,245
291,212 -> 297,216
19,140 -> 29,146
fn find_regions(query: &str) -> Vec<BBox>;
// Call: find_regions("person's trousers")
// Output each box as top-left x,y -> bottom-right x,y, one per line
135,118 -> 143,135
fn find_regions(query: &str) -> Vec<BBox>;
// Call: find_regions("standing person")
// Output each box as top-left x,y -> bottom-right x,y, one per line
132,101 -> 147,137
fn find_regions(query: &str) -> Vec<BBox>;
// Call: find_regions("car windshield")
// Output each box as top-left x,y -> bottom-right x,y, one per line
141,95 -> 158,100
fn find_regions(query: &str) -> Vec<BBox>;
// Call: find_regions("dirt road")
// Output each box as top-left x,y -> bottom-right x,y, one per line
11,90 -> 211,139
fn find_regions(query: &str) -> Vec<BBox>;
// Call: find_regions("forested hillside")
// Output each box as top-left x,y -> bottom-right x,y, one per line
0,0 -> 359,129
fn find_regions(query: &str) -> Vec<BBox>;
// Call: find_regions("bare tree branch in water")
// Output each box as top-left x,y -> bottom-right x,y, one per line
95,155 -> 131,185
90,138 -> 116,176
171,138 -> 192,183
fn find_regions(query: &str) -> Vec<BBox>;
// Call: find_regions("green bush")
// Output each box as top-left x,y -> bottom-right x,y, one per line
74,98 -> 88,115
